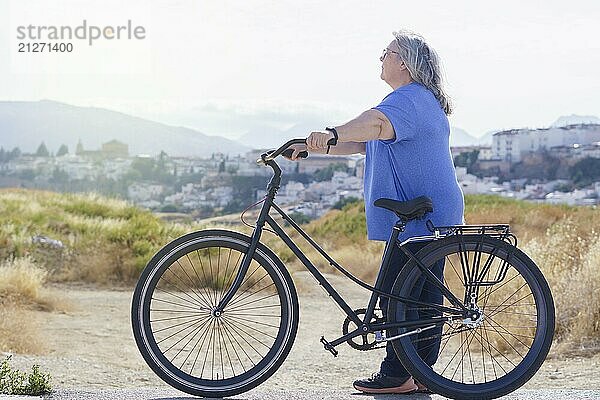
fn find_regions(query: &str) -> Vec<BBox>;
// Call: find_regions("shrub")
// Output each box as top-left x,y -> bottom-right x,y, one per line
0,356 -> 52,395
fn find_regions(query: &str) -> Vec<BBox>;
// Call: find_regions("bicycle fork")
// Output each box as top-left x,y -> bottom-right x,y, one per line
215,193 -> 274,313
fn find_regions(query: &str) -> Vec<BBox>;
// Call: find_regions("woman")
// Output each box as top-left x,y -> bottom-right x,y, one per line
290,30 -> 464,394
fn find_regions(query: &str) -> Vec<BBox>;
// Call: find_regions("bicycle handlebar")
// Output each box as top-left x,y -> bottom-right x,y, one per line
260,139 -> 306,162
258,137 -> 337,164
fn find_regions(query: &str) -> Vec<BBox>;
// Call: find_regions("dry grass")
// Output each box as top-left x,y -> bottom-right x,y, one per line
0,257 -> 72,354
522,218 -> 600,353
0,189 -> 199,286
0,257 -> 55,309
0,304 -> 44,354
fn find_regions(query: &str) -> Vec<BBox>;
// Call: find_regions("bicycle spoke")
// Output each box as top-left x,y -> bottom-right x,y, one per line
167,262 -> 211,308
219,317 -> 246,374
227,274 -> 272,308
217,318 -> 235,378
226,293 -> 280,312
151,314 -> 207,323
220,317 -> 264,359
447,257 -> 465,287
164,267 -> 212,309
200,319 -> 216,378
487,291 -> 533,319
195,249 -> 214,305
486,314 -> 535,344
180,318 -> 214,373
217,247 -> 222,303
183,253 -> 214,307
162,315 -> 212,352
221,251 -> 244,302
153,314 -> 210,335
155,287 -> 209,309
222,315 -> 275,349
152,296 -> 211,312
221,317 -> 254,370
218,248 -> 235,303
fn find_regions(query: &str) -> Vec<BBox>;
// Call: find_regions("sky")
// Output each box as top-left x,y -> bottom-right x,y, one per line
1,0 -> 600,140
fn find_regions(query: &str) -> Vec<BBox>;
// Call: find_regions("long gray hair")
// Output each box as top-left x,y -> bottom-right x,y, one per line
393,30 -> 452,115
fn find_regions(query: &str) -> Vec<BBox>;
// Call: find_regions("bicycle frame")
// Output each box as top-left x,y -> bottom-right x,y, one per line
215,142 -> 468,349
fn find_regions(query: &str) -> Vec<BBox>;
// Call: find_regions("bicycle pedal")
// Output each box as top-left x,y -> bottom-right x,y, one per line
320,336 -> 338,357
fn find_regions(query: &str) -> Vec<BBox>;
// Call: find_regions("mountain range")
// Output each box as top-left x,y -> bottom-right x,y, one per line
551,114 -> 600,127
0,100 -> 249,157
0,100 -> 596,154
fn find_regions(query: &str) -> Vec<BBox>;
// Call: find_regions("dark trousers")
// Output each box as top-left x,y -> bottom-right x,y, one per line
378,240 -> 445,378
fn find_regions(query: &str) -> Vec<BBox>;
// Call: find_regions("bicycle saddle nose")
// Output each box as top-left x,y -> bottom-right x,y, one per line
374,196 -> 433,221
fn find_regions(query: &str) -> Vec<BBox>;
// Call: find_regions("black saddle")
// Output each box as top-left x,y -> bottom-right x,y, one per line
374,196 -> 433,221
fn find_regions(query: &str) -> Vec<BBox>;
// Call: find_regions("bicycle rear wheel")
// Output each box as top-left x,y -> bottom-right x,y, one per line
387,235 -> 554,400
131,229 -> 299,398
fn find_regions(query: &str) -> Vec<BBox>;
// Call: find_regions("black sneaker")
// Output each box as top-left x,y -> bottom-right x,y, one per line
353,372 -> 418,394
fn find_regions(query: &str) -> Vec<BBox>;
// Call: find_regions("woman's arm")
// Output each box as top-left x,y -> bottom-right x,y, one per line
310,142 -> 366,155
336,109 -> 394,142
288,141 -> 364,159
306,109 -> 394,151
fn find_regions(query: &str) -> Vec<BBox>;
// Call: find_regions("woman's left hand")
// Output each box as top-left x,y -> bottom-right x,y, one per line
306,131 -> 334,151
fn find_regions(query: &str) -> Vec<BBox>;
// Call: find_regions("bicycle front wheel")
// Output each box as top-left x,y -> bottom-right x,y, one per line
387,235 -> 554,400
132,229 -> 299,398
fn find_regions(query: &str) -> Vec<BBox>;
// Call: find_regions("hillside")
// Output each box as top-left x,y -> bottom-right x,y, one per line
1,190 -> 599,352
0,100 -> 250,157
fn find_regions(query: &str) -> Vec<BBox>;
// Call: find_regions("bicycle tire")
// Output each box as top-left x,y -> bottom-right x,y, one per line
387,235 -> 554,400
131,229 -> 299,398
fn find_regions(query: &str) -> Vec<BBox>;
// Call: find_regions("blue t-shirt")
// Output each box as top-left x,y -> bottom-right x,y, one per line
364,82 -> 465,241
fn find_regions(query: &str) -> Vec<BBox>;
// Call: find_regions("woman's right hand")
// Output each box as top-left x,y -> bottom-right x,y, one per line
285,143 -> 309,160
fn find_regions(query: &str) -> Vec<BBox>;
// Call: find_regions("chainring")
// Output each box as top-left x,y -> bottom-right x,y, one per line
342,308 -> 386,351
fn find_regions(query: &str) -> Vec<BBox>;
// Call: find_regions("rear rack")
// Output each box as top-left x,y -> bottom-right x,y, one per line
426,221 -> 514,245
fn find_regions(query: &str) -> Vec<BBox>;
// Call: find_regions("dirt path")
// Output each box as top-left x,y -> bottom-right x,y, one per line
6,272 -> 600,394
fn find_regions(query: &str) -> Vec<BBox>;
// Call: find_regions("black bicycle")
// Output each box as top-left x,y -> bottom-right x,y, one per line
131,139 -> 555,400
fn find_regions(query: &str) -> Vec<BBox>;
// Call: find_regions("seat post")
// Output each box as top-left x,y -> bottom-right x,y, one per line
395,219 -> 407,233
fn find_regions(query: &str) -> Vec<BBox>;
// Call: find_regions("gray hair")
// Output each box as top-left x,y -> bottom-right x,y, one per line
393,30 -> 453,115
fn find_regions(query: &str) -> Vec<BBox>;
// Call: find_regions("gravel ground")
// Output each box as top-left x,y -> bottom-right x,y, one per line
29,388 -> 600,399
4,273 -> 600,399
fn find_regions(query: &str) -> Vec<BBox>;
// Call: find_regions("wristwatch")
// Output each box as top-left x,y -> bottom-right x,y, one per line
325,127 -> 339,154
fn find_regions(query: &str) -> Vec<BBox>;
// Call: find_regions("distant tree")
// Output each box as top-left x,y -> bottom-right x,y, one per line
314,163 -> 349,182
454,150 -> 479,172
218,160 -> 225,173
56,144 -> 69,157
10,147 -> 22,159
287,212 -> 312,225
570,157 -> 600,187
130,158 -> 156,180
509,150 -> 560,181
554,182 -> 574,193
160,204 -> 179,213
17,169 -> 36,180
0,147 -> 5,163
158,150 -> 168,169
36,142 -> 50,157
332,196 -> 360,210
128,156 -> 172,183
51,167 -> 69,183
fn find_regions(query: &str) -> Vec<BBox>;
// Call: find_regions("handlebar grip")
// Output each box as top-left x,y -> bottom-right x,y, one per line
282,149 -> 308,159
